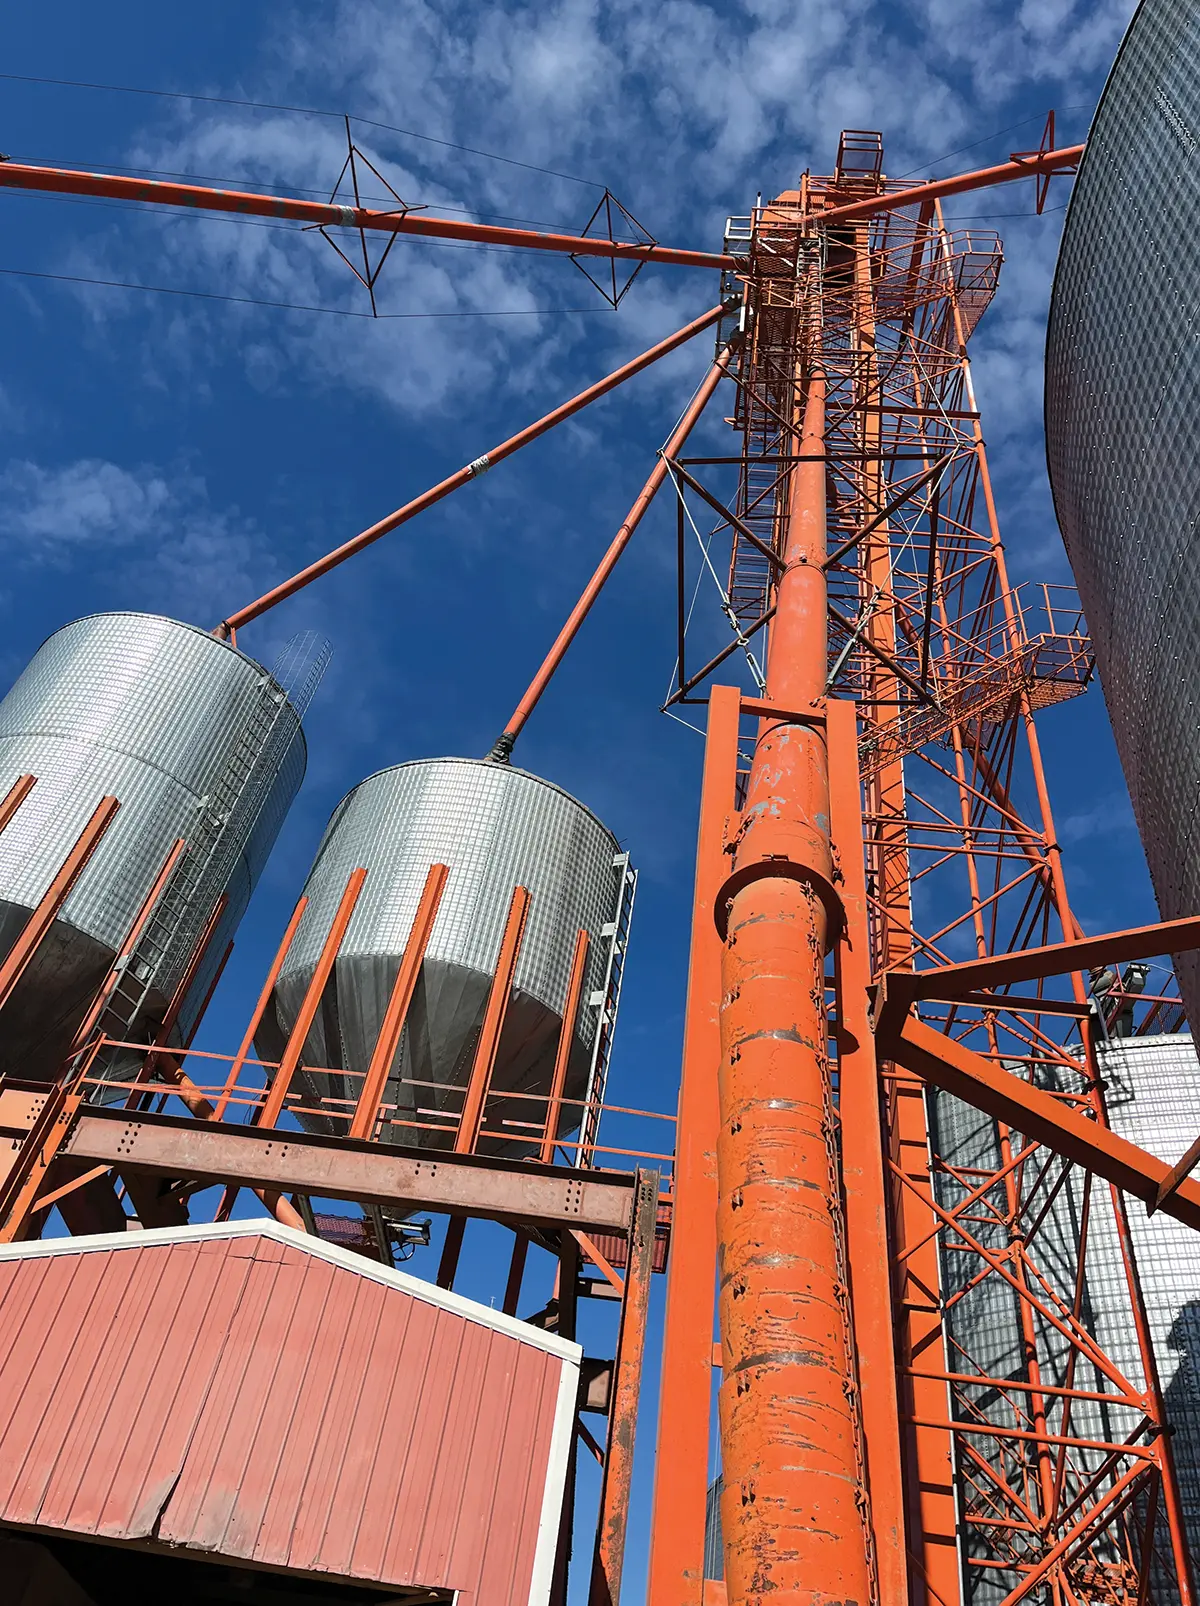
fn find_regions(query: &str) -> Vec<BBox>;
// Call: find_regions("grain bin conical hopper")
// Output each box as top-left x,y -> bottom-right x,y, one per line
0,612 -> 308,1077
256,758 -> 635,1156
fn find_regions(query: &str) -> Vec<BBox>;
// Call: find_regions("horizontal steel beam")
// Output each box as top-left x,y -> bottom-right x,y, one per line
873,911 -> 1200,1039
889,1017 -> 1200,1232
62,1108 -> 637,1232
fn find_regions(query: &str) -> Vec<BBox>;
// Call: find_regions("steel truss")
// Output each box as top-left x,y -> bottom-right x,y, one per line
650,131 -> 1196,1606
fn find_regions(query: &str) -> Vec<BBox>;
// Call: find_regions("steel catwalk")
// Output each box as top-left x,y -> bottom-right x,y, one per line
0,613 -> 304,1075
1047,0 -> 1200,1026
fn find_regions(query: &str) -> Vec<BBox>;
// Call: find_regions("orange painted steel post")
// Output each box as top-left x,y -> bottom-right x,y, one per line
648,682 -> 740,1606
258,868 -> 367,1131
817,143 -> 1084,225
827,696 -> 907,1603
349,862 -> 449,1141
540,928 -> 590,1163
125,892 -> 231,1117
455,884 -> 531,1153
0,795 -> 119,1014
591,1167 -> 660,1606
492,344 -> 736,758
66,836 -> 188,1060
0,774 -> 36,835
714,373 -> 872,1606
213,894 -> 309,1121
221,307 -> 728,634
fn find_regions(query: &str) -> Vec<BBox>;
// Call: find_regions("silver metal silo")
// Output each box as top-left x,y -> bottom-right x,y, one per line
0,612 -> 307,1077
257,758 -> 635,1155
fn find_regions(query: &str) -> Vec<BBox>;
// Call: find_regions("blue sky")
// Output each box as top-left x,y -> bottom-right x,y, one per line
2,0 -> 1151,1597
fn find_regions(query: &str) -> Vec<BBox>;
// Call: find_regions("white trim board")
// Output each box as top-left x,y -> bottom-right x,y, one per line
0,1218 -> 582,1364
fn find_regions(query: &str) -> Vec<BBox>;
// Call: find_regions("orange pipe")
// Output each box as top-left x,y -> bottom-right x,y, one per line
715,373 -> 872,1605
220,304 -> 728,633
493,343 -> 736,758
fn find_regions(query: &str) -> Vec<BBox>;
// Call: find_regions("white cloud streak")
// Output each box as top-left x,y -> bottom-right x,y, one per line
48,0 -> 1136,424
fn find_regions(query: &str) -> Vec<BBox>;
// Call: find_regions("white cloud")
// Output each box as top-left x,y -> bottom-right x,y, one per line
49,0 -> 1137,423
0,457 -> 287,624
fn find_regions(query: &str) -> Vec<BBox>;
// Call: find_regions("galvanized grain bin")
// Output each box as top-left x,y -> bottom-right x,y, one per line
0,612 -> 306,1076
258,758 -> 633,1154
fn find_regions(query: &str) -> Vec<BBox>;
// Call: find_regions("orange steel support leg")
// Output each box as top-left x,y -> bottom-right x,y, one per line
456,884 -> 531,1153
259,867 -> 367,1130
648,683 -> 740,1606
0,774 -> 36,834
715,373 -> 873,1605
493,345 -> 736,757
0,795 -> 119,1013
213,894 -> 309,1121
66,836 -> 188,1061
349,862 -> 448,1141
540,928 -> 590,1163
827,696 -> 907,1604
125,892 -> 230,1116
503,1231 -> 529,1315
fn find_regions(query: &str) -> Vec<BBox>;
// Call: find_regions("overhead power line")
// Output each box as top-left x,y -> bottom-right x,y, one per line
0,71 -> 605,190
0,263 -> 613,320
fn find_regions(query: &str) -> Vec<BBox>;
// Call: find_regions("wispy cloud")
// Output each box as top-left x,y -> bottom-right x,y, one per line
0,456 -> 287,623
46,0 -> 1136,425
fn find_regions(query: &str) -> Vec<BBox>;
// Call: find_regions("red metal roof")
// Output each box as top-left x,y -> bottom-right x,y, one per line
0,1221 -> 578,1604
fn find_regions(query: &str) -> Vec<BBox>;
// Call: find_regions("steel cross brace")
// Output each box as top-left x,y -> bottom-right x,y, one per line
871,911 -> 1200,1231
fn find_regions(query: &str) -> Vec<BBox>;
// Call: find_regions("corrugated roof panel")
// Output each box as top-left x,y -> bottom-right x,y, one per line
0,1222 -> 579,1605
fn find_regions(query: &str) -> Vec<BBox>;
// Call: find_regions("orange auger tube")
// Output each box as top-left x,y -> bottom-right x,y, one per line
715,371 -> 874,1605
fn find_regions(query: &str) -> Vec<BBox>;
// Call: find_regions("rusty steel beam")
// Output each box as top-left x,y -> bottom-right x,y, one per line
0,161 -> 735,269
213,894 -> 309,1120
61,1107 -> 638,1231
818,143 -> 1084,225
65,836 -> 189,1060
889,1015 -> 1200,1232
590,1168 -> 660,1606
221,303 -> 731,633
875,912 -> 1200,1039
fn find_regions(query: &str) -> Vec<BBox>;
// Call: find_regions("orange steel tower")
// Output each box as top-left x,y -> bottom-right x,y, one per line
7,123 -> 1200,1606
